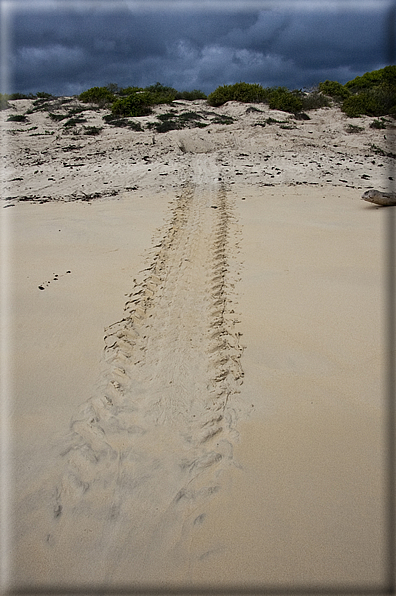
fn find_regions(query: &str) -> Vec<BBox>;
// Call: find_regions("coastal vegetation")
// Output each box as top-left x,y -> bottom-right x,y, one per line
2,66 -> 395,128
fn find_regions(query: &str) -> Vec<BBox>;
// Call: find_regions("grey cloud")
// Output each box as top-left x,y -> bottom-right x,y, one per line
6,5 -> 393,96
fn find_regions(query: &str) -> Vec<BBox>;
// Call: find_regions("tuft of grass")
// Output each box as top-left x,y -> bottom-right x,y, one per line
294,112 -> 311,120
102,113 -> 143,130
147,119 -> 181,133
346,123 -> 364,133
211,115 -> 234,125
7,114 -> 27,122
148,110 -> 208,132
178,111 -> 203,121
370,118 -> 388,129
369,143 -> 396,159
49,113 -> 68,121
157,111 -> 178,121
83,126 -> 103,136
63,116 -> 87,127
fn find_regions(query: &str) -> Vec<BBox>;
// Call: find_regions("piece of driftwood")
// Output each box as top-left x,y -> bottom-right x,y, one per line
361,189 -> 396,206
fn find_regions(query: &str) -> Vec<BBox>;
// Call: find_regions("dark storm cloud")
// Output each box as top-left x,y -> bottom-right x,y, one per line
5,3 -> 393,96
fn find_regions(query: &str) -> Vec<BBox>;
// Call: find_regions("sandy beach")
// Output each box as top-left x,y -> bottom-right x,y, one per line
1,96 -> 390,591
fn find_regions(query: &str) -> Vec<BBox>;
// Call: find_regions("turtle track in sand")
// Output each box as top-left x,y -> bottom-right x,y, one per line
48,156 -> 245,582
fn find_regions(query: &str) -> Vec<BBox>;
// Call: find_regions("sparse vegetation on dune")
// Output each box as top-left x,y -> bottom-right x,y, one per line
3,66 -> 395,129
206,82 -> 330,114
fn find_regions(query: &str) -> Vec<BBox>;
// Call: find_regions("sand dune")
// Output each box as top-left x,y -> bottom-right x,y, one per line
1,97 -> 389,591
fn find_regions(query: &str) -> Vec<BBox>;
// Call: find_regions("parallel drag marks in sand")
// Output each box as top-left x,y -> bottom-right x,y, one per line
53,161 -> 244,581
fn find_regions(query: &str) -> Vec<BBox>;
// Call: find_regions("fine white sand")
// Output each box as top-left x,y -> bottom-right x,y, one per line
1,97 -> 390,590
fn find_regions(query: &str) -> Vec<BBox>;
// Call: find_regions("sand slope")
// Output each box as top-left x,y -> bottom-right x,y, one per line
1,97 -> 389,591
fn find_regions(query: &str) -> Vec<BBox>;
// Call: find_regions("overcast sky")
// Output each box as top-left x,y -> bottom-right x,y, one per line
2,0 -> 395,96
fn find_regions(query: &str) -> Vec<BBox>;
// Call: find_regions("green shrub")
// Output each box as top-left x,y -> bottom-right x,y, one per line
207,85 -> 233,106
318,80 -> 350,99
111,93 -> 152,117
7,114 -> 27,122
118,86 -> 144,96
79,86 -> 116,105
207,82 -> 268,106
341,92 -> 382,117
175,89 -> 207,100
9,92 -> 35,100
36,91 -> 53,99
301,90 -> 331,110
268,88 -> 303,113
345,65 -> 396,92
339,66 -> 396,117
144,82 -> 177,104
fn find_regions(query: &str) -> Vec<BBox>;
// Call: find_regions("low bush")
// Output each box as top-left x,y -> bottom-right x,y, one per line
111,93 -> 152,117
148,110 -> 208,133
157,111 -> 178,121
49,113 -> 68,121
148,119 -> 181,133
318,80 -> 350,99
300,90 -> 331,110
294,112 -> 311,120
345,123 -> 364,133
36,91 -> 53,99
345,65 -> 396,92
79,86 -> 116,106
9,92 -> 35,100
144,82 -> 177,104
341,92 -> 382,117
370,118 -> 387,129
102,113 -> 143,130
83,126 -> 103,135
178,111 -> 203,122
211,115 -> 234,124
7,114 -> 27,122
207,82 -> 268,106
268,88 -> 303,113
118,86 -> 144,96
175,89 -> 207,100
63,116 -> 87,127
